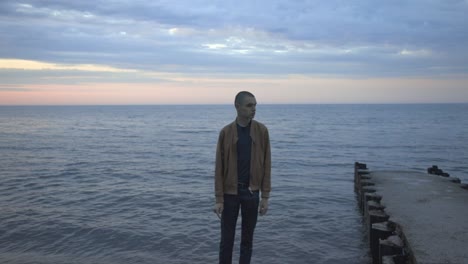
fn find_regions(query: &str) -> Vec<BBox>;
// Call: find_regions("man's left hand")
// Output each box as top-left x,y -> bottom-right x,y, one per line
259,199 -> 269,216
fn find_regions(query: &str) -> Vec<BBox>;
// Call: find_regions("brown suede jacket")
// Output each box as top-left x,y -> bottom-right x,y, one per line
215,119 -> 271,203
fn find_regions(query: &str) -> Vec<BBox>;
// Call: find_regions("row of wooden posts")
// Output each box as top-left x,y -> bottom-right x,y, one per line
355,163 -> 467,264
427,165 -> 468,190
354,162 -> 408,264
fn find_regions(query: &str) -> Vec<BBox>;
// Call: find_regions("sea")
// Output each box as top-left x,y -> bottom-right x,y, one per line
0,104 -> 467,264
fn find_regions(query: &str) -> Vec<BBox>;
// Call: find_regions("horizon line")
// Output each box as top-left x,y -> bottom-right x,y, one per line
1,102 -> 468,107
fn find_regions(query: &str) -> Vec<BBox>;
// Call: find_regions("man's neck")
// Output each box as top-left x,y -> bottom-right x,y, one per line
236,117 -> 251,127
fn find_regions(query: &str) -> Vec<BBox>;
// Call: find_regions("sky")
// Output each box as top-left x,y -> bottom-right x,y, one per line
1,0 -> 468,105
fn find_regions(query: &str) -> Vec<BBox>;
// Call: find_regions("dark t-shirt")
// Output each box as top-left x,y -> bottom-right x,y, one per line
237,123 -> 251,185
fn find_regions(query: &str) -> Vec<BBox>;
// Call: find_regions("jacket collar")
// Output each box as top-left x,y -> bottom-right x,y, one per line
230,118 -> 258,144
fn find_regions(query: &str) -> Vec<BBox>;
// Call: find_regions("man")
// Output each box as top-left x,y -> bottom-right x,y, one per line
214,91 -> 271,264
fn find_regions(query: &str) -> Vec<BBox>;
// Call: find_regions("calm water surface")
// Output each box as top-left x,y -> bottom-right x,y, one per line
1,104 -> 467,264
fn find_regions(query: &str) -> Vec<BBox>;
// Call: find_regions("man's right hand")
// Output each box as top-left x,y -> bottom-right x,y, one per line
213,203 -> 224,219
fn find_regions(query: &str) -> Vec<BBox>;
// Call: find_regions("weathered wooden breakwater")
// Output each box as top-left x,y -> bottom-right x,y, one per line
354,162 -> 468,264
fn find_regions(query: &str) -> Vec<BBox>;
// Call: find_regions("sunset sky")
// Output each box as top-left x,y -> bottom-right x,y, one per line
1,0 -> 467,105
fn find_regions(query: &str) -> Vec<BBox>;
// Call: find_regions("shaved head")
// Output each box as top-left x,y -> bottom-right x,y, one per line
234,91 -> 255,106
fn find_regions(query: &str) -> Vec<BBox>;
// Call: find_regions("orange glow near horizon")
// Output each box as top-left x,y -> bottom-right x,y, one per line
1,76 -> 468,105
0,59 -> 136,73
2,59 -> 467,105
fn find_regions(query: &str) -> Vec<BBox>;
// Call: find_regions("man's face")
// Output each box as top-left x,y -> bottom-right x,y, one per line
236,96 -> 257,120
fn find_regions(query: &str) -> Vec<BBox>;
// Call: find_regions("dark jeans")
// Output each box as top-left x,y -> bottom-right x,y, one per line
219,187 -> 259,264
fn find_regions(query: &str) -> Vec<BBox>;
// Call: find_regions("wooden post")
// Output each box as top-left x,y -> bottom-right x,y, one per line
360,191 -> 382,215
367,210 -> 389,231
355,162 -> 369,192
381,255 -> 406,264
447,177 -> 461,183
379,235 -> 404,264
365,200 -> 385,220
360,188 -> 376,213
381,255 -> 396,264
368,200 -> 385,211
361,180 -> 375,187
370,222 -> 393,264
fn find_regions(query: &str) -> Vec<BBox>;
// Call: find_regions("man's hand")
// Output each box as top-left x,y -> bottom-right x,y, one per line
259,199 -> 269,216
213,203 -> 224,219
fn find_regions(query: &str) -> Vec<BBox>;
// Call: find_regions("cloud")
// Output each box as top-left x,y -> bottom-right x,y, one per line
0,0 -> 467,77
0,59 -> 136,72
